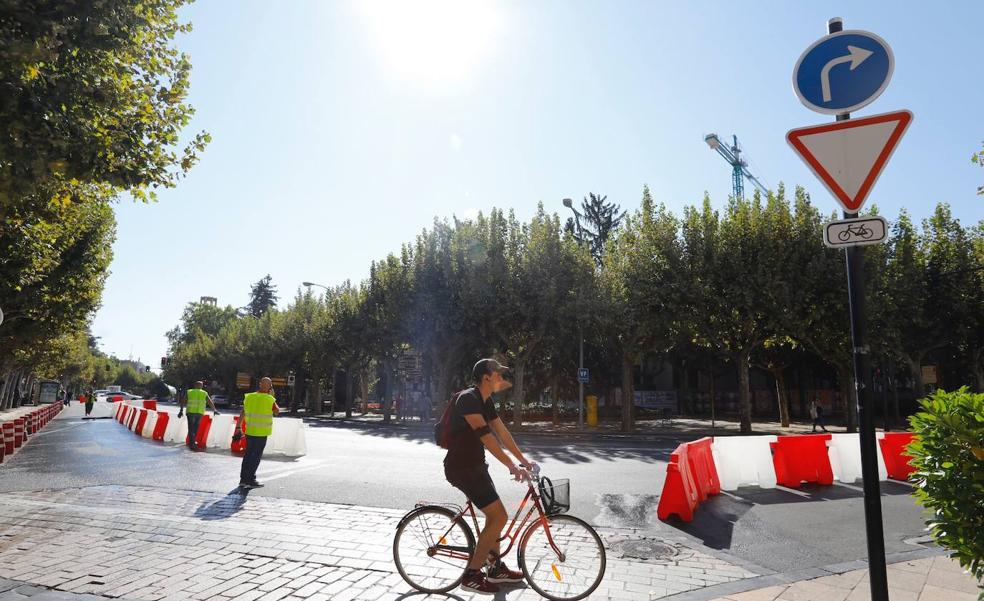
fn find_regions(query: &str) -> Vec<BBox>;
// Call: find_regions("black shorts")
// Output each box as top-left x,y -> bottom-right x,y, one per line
445,463 -> 500,509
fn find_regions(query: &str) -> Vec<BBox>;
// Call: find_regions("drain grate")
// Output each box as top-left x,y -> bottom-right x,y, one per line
609,537 -> 678,561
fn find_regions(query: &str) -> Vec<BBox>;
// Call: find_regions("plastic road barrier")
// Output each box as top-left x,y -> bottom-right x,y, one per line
686,437 -> 721,501
2,423 -> 13,455
231,417 -> 246,455
827,432 -> 888,483
141,411 -> 157,439
152,412 -> 169,441
712,435 -> 778,491
13,418 -> 25,448
205,414 -> 236,449
265,417 -> 307,457
657,443 -> 701,522
134,409 -> 149,436
187,414 -> 212,449
142,400 -> 157,411
878,432 -> 916,481
770,434 -> 834,488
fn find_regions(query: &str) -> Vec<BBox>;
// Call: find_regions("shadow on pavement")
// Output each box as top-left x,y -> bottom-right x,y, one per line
193,488 -> 250,520
662,480 -> 917,551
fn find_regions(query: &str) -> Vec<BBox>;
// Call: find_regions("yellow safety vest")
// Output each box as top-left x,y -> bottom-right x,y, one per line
243,392 -> 275,437
186,389 -> 207,414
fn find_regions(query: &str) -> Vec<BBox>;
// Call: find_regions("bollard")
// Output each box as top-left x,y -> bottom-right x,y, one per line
13,419 -> 25,448
2,423 -> 13,454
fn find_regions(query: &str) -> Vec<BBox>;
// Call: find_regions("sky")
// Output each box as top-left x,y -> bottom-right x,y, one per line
91,1 -> 984,367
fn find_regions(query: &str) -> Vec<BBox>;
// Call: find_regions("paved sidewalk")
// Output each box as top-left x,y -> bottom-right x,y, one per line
700,555 -> 982,601
0,485 -> 757,601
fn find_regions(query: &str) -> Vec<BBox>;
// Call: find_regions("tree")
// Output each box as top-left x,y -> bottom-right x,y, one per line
165,301 -> 239,349
246,275 -> 279,318
565,193 -> 625,266
604,187 -> 681,432
0,0 -> 210,219
0,200 -> 115,369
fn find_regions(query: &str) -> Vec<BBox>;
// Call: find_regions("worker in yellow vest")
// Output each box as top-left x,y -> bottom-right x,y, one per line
236,377 -> 280,489
178,381 -> 220,450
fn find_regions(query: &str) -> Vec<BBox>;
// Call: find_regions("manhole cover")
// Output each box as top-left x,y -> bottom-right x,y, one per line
609,537 -> 678,561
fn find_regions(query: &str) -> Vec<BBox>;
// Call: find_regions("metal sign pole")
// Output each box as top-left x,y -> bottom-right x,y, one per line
829,16 -> 890,601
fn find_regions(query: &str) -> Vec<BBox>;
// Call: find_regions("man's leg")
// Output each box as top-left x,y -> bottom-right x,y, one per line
187,414 -> 200,447
469,500 -> 507,571
240,435 -> 267,484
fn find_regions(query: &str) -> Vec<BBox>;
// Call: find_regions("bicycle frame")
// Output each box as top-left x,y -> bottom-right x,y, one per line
427,478 -> 566,564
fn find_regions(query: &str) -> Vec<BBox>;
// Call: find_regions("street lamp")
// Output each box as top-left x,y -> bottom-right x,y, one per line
302,281 -> 330,292
561,198 -> 586,431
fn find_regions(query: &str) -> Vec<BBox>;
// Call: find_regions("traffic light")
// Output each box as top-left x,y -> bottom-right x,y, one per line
145,366 -> 152,373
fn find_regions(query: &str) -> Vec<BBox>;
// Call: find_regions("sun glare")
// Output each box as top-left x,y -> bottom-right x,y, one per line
357,0 -> 502,90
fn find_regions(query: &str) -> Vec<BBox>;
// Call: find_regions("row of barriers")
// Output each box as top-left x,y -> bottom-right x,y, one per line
0,402 -> 63,463
657,431 -> 917,522
113,401 -> 307,457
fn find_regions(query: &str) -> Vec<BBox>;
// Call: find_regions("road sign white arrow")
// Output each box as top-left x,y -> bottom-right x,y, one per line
821,45 -> 874,102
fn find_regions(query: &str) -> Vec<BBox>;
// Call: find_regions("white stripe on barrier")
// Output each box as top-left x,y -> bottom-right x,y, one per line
827,432 -> 888,483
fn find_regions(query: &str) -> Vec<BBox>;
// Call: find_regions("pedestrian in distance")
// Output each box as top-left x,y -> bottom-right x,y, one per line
442,358 -> 535,595
234,377 -> 280,490
178,380 -> 220,450
83,388 -> 94,416
809,398 -> 829,433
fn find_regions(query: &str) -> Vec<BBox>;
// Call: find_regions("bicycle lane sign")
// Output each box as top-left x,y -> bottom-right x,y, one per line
823,215 -> 888,249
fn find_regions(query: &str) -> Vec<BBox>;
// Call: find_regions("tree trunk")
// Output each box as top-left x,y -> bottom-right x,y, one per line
772,368 -> 790,428
360,368 -> 370,415
551,375 -> 559,426
621,354 -> 634,433
709,368 -> 716,428
903,354 -> 924,400
344,368 -> 353,418
837,365 -> 857,433
680,358 -> 691,414
510,360 -> 527,429
736,350 -> 752,434
382,361 -> 393,424
889,362 -> 902,426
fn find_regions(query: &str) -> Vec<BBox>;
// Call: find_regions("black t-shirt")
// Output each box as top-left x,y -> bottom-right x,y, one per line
444,387 -> 499,469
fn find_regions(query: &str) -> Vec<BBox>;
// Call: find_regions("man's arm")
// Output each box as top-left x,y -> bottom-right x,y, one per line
205,393 -> 219,413
272,401 -> 281,416
489,417 -> 530,467
464,414 -> 524,478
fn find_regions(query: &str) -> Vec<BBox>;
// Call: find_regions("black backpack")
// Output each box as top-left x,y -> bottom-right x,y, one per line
434,390 -> 464,449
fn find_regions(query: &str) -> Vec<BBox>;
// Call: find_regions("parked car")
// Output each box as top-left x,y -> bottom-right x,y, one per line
211,394 -> 230,408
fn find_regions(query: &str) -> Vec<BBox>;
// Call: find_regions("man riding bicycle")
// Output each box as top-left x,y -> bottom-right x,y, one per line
444,358 -> 536,595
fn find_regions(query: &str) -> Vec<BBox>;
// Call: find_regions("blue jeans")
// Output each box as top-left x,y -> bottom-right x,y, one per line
240,435 -> 268,483
187,413 -> 202,446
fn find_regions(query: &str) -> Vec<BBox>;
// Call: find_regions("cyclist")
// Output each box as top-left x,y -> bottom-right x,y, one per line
444,358 -> 536,595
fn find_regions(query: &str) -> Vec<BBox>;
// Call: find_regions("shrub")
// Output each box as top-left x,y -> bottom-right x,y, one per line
907,387 -> 984,586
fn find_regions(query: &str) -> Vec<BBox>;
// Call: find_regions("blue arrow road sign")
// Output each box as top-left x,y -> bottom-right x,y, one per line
577,368 -> 589,384
793,30 -> 894,115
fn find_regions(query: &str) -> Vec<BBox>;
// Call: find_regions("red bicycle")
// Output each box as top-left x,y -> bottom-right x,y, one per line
392,465 -> 606,601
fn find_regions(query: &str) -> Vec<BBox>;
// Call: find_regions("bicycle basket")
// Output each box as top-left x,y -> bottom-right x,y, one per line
538,477 -> 570,516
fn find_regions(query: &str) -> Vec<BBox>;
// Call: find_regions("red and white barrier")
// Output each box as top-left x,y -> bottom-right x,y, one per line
659,431 -> 917,523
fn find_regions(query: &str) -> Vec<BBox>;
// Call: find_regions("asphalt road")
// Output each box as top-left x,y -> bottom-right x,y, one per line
3,413 -> 930,574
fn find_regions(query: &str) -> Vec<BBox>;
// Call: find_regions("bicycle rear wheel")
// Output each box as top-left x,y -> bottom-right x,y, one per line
393,505 -> 475,594
518,514 -> 606,601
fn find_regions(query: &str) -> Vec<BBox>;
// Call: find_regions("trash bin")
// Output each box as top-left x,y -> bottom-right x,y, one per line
587,395 -> 598,427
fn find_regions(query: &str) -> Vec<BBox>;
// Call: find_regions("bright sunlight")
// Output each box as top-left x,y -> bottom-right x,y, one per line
357,0 -> 503,90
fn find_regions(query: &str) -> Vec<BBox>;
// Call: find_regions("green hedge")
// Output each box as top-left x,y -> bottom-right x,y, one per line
907,388 -> 984,586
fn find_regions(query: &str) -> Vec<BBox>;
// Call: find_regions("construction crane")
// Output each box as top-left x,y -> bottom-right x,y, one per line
703,133 -> 769,201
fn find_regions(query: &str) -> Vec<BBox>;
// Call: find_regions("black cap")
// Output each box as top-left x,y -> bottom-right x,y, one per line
472,358 -> 510,383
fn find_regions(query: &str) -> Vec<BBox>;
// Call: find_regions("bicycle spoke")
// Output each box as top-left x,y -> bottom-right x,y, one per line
394,507 -> 473,594
520,515 -> 606,601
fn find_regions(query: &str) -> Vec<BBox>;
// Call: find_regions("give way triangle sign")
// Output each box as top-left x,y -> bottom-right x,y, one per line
787,110 -> 912,213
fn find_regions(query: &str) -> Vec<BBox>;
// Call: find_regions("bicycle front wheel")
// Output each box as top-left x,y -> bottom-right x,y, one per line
393,505 -> 475,594
518,514 -> 606,601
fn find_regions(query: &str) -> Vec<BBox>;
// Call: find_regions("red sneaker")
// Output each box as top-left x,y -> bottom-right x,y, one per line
460,570 -> 500,595
487,561 -> 525,583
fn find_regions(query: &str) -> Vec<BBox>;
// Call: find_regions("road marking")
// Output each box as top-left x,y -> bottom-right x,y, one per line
833,481 -> 864,492
255,460 -> 327,482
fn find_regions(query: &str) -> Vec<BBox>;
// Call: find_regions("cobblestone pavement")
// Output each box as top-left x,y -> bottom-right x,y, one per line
0,486 -> 758,601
